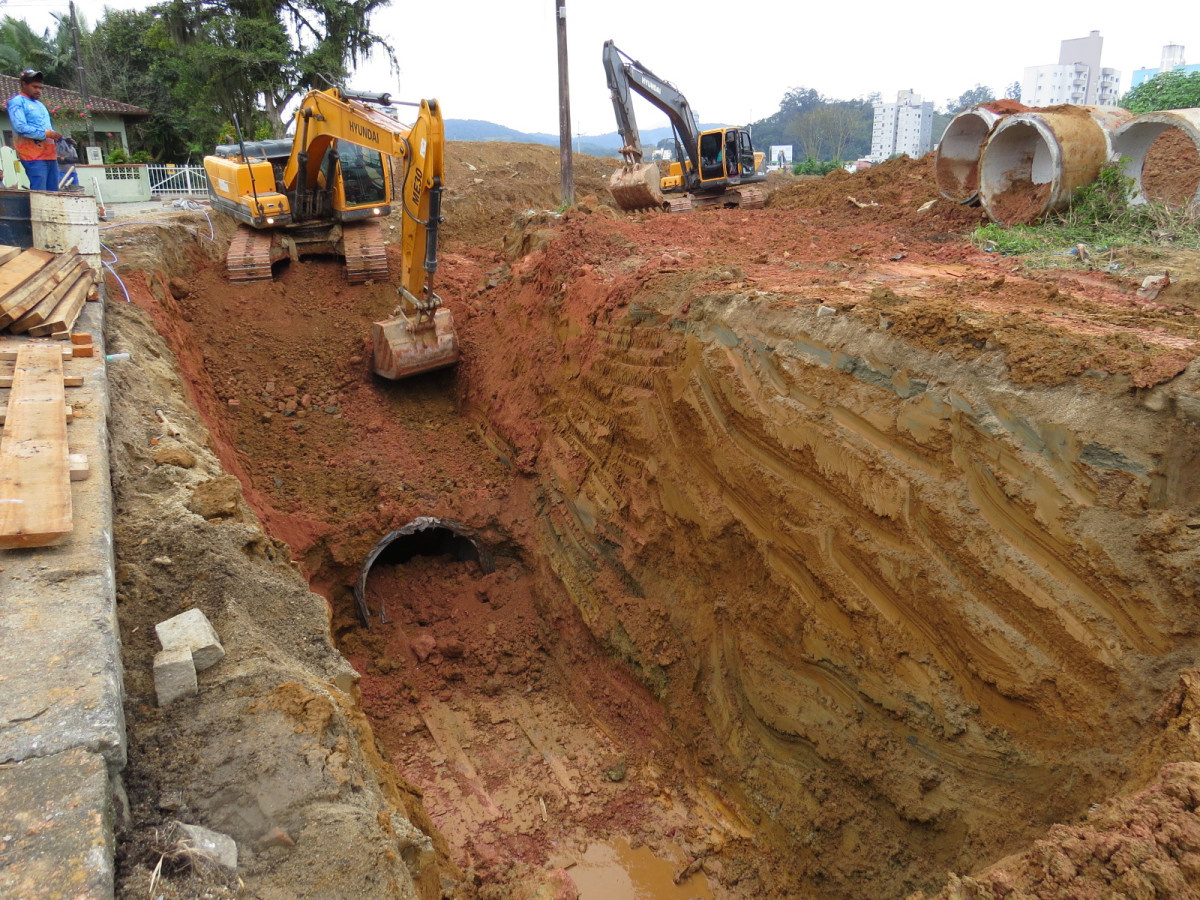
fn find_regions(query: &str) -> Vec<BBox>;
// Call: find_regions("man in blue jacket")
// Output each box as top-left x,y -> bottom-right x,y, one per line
6,69 -> 63,191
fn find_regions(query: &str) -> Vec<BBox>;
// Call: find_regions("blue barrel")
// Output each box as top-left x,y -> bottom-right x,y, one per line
0,189 -> 32,248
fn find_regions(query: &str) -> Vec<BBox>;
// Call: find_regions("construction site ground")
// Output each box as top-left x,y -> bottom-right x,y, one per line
90,141 -> 1200,900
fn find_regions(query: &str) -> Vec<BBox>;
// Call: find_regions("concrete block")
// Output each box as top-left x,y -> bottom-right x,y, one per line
155,607 -> 225,671
153,648 -> 197,706
173,822 -> 238,871
0,302 -> 125,772
0,747 -> 114,900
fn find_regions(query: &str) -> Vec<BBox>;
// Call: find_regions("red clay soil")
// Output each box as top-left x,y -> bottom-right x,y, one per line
1142,126 -> 1200,206
107,141 -> 1200,899
980,99 -> 1029,115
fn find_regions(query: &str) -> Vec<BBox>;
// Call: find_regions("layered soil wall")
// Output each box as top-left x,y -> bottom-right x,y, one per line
453,208 -> 1200,896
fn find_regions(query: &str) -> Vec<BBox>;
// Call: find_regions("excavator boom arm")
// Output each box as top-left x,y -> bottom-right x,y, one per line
602,40 -> 702,171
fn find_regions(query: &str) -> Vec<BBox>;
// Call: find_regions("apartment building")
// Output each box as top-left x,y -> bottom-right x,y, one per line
1022,31 -> 1122,106
869,90 -> 934,161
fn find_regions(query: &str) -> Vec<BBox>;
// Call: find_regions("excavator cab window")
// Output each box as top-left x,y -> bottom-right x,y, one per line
699,132 -> 724,180
725,132 -> 739,179
738,130 -> 755,177
337,141 -> 388,207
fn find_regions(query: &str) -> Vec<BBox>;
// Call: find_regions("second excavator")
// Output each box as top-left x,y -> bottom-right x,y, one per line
203,88 -> 458,380
603,40 -> 766,213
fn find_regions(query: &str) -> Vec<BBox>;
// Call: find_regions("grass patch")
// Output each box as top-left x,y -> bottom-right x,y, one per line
971,162 -> 1200,268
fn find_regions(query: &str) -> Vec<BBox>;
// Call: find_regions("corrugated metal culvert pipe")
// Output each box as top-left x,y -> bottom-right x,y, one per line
1111,109 -> 1200,208
934,101 -> 1027,205
978,105 -> 1133,224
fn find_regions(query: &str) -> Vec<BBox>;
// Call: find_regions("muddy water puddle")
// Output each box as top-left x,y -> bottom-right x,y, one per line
570,839 -> 714,899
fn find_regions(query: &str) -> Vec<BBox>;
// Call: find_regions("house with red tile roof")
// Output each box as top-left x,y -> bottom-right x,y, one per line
0,75 -> 149,161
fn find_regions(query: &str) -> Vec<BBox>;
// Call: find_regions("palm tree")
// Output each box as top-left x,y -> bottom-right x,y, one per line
0,16 -> 53,81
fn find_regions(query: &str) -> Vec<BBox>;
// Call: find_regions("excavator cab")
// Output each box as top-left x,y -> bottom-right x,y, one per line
334,141 -> 388,207
699,132 -> 724,181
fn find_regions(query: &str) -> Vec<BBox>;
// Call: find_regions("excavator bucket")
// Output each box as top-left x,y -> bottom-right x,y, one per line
608,162 -> 665,212
371,308 -> 459,380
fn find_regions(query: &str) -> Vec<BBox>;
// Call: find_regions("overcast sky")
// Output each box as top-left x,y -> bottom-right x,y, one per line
7,0 -> 1194,136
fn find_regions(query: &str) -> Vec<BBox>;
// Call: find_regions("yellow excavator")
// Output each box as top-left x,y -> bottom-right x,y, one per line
603,41 -> 765,212
203,87 -> 458,379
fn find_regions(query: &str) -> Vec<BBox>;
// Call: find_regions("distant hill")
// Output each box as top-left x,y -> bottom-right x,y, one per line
445,119 -> 697,159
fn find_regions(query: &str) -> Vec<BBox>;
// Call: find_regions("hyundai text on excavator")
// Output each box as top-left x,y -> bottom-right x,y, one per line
602,40 -> 766,213
203,87 -> 458,380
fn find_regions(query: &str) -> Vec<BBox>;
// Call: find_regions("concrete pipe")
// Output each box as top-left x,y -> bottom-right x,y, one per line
934,101 -> 1027,205
978,105 -> 1134,225
1111,109 -> 1200,208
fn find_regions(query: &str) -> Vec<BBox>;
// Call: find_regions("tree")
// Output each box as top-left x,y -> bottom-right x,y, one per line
752,88 -> 871,163
1005,80 -> 1022,102
0,16 -> 52,77
86,9 -> 207,160
157,0 -> 394,136
1122,70 -> 1200,113
945,84 -> 995,115
787,109 -> 827,162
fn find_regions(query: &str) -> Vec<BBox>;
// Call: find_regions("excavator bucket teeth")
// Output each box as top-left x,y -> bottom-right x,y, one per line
608,163 -> 665,212
372,308 -> 460,380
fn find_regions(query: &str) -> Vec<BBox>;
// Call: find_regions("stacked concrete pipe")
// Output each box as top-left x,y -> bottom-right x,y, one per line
934,101 -> 1027,205
1111,108 -> 1200,207
978,105 -> 1133,225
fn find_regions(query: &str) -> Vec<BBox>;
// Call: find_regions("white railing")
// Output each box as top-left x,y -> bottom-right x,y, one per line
146,164 -> 209,196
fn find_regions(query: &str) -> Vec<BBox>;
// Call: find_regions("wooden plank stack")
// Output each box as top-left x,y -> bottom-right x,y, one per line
0,343 -> 74,548
0,245 -> 99,339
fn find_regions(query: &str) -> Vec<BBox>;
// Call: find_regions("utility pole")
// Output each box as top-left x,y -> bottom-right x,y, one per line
555,0 -> 574,207
69,1 -> 96,150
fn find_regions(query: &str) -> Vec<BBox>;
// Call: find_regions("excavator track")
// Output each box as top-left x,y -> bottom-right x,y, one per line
737,186 -> 766,209
342,221 -> 389,284
226,227 -> 275,283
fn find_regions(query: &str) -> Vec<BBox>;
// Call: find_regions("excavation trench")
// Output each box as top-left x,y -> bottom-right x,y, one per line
107,148 -> 1200,900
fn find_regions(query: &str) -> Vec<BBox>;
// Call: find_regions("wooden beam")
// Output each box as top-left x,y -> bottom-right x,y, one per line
69,453 -> 89,482
0,246 -> 23,267
0,373 -> 83,388
0,404 -> 74,425
0,346 -> 80,362
0,248 -> 54,298
0,344 -> 72,548
0,250 -> 68,327
9,260 -> 91,333
27,273 -> 93,336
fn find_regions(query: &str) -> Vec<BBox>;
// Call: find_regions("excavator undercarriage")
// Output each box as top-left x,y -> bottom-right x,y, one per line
609,161 -> 766,213
225,220 -> 389,284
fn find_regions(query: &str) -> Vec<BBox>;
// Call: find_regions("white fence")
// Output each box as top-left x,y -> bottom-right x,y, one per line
146,164 -> 210,197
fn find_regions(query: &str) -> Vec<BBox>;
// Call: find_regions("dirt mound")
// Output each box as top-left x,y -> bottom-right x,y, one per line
767,154 -> 985,233
441,141 -> 618,248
